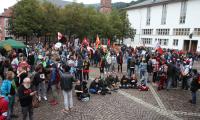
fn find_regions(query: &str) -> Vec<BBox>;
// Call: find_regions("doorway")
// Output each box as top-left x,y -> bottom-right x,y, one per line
183,40 -> 198,52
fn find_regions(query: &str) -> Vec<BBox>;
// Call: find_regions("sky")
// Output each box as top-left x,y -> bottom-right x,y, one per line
0,0 -> 134,13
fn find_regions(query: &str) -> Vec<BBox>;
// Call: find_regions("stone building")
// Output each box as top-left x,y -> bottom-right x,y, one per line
0,7 -> 13,41
100,0 -> 112,13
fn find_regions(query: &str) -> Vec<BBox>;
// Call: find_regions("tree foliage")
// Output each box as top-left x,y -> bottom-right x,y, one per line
10,0 -> 134,43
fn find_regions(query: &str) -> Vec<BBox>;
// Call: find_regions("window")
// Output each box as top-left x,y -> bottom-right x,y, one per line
156,29 -> 170,35
194,28 -> 200,36
142,29 -> 153,35
173,39 -> 179,46
155,38 -> 169,46
161,4 -> 167,25
173,28 -> 190,35
180,0 -> 187,24
141,38 -> 152,45
133,29 -> 137,35
146,7 -> 151,25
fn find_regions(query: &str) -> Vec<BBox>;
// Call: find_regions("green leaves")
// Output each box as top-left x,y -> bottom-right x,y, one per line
10,0 -> 134,43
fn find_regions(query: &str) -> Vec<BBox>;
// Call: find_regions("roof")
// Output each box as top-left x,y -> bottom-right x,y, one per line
124,0 -> 183,10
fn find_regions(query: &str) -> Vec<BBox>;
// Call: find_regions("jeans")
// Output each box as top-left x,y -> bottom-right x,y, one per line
62,90 -> 73,110
51,85 -> 58,100
192,92 -> 196,104
105,64 -> 111,72
110,63 -> 115,72
118,64 -> 122,72
83,71 -> 89,81
182,76 -> 189,90
167,76 -> 174,90
140,71 -> 147,86
21,105 -> 33,120
7,96 -> 15,120
36,81 -> 47,98
89,89 -> 97,94
128,68 -> 135,78
77,69 -> 83,82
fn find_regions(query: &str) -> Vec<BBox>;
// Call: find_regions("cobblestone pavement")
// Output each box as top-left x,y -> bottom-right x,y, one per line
13,61 -> 200,120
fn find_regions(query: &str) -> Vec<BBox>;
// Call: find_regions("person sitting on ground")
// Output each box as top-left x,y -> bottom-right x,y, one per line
120,75 -> 129,89
129,74 -> 138,89
89,77 -> 100,94
98,78 -> 111,95
109,73 -> 119,91
75,80 -> 90,101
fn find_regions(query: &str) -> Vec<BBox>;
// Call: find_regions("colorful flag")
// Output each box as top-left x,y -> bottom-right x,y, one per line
107,38 -> 110,46
96,35 -> 101,48
156,47 -> 163,55
58,32 -> 63,41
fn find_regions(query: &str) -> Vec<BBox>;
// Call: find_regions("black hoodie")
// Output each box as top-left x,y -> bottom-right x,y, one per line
18,85 -> 33,107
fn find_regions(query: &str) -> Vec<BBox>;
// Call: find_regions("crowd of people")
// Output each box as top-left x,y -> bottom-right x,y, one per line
0,40 -> 200,120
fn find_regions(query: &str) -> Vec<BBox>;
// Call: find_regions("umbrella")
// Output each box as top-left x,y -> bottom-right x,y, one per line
0,39 -> 26,49
3,44 -> 12,51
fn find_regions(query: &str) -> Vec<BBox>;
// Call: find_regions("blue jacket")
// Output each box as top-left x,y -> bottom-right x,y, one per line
0,80 -> 12,101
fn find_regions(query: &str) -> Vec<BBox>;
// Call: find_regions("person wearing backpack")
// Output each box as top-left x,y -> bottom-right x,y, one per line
32,64 -> 47,101
181,61 -> 190,90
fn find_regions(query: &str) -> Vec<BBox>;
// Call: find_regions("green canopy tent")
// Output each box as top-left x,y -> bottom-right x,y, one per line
0,39 -> 26,49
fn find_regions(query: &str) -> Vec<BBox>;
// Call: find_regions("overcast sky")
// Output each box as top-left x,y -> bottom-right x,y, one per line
0,0 -> 134,13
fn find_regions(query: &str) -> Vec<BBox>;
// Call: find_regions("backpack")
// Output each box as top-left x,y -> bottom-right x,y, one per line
138,85 -> 149,91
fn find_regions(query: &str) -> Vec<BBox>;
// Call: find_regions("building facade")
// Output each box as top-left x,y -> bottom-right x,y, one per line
0,8 -> 12,41
100,0 -> 112,13
124,0 -> 200,52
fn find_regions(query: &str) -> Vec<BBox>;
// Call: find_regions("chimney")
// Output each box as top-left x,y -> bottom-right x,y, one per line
4,8 -> 8,12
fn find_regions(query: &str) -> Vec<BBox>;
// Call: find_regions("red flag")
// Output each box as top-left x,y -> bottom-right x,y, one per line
96,35 -> 101,48
82,37 -> 89,46
107,38 -> 110,46
58,32 -> 62,41
156,47 -> 163,55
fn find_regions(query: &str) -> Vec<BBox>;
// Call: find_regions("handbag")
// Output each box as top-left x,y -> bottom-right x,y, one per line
32,95 -> 39,108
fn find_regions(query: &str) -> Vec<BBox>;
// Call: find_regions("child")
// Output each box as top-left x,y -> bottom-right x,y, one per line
129,74 -> 138,89
120,75 -> 129,89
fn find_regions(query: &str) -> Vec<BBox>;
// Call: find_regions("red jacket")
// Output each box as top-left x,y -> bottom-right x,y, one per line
0,97 -> 8,120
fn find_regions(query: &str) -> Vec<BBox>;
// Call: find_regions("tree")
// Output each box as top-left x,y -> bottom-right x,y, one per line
118,10 -> 135,43
9,0 -> 134,45
11,0 -> 43,43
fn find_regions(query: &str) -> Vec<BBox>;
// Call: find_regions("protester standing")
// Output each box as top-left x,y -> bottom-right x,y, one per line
18,78 -> 37,120
60,65 -> 75,113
